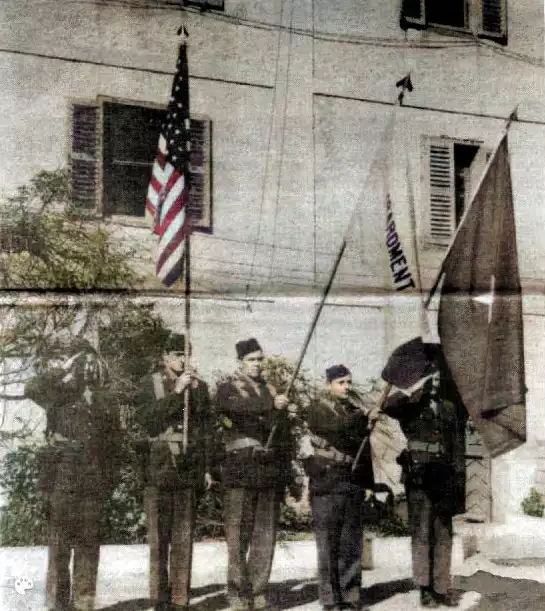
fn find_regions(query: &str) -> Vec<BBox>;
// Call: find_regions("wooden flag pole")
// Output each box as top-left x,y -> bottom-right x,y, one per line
182,233 -> 191,455
351,382 -> 392,473
264,75 -> 412,452
264,240 -> 346,450
181,27 -> 191,456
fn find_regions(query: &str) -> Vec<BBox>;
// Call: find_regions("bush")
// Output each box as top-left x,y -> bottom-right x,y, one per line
277,503 -> 313,541
521,487 -> 545,517
0,445 -> 48,546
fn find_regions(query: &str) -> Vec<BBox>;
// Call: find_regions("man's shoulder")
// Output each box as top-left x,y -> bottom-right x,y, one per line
308,389 -> 337,416
216,372 -> 249,391
315,388 -> 336,406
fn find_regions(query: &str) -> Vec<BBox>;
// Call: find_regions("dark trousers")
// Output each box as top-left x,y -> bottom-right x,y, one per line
223,487 -> 281,605
310,486 -> 366,609
146,485 -> 197,607
407,486 -> 453,595
45,489 -> 103,611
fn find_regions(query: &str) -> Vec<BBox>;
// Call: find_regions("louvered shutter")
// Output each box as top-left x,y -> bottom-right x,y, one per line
187,118 -> 212,231
400,0 -> 426,29
479,0 -> 507,45
69,103 -> 100,212
427,137 -> 455,246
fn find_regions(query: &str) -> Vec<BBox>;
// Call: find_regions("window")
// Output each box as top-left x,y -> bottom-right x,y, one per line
400,0 -> 507,45
424,136 -> 489,246
69,99 -> 213,231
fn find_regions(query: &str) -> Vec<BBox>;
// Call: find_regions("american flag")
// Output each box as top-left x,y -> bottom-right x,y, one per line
145,38 -> 192,287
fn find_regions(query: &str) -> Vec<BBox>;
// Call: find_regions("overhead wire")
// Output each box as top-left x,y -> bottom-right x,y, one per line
190,252 -> 377,281
244,0 -> 285,303
27,0 -> 545,67
311,0 -> 317,289
263,0 -> 295,296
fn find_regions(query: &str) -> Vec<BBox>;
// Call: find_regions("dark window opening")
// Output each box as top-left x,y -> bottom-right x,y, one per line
454,143 -> 479,226
428,1 -> 467,29
102,103 -> 163,217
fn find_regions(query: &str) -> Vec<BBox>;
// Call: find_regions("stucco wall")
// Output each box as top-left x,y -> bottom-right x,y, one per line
1,0 -> 545,521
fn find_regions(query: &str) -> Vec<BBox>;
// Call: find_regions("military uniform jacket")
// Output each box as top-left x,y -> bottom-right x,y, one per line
134,372 -> 213,490
25,367 -> 120,495
304,389 -> 375,496
215,372 -> 292,489
383,374 -> 467,515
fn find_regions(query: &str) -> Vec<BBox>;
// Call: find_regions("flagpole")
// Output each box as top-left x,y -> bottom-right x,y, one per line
264,76 -> 412,451
181,28 -> 191,456
351,75 -> 415,471
182,233 -> 191,455
424,106 -> 519,308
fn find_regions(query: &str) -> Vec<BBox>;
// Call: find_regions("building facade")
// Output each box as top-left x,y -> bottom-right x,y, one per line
1,0 -> 545,520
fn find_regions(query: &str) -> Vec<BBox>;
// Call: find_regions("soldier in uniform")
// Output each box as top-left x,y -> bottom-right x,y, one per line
25,341 -> 120,611
215,338 -> 293,611
134,332 -> 213,611
375,342 -> 465,608
301,364 -> 375,611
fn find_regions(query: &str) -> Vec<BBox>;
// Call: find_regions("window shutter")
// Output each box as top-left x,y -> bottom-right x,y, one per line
69,103 -> 100,212
400,0 -> 426,30
479,0 -> 507,45
427,138 -> 455,246
187,118 -> 212,231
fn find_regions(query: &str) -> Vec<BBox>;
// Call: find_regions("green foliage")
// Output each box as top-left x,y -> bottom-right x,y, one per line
0,445 -> 48,546
365,512 -> 409,537
277,503 -> 313,541
101,437 -> 148,545
521,487 -> 545,518
0,169 -> 137,290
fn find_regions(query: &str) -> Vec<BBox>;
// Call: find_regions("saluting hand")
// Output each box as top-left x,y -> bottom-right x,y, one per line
174,372 -> 192,394
204,472 -> 213,490
273,394 -> 290,410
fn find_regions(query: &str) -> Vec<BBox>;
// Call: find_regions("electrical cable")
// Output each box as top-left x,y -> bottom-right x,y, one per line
26,0 -> 545,66
263,0 -> 295,295
244,0 -> 285,301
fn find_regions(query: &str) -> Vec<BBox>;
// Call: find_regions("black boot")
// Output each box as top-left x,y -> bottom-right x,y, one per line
433,589 -> 459,607
420,587 -> 439,608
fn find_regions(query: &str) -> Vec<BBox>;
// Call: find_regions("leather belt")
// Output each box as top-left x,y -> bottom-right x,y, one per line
225,437 -> 263,453
150,431 -> 186,458
150,432 -> 185,443
408,441 -> 443,454
314,447 -> 353,465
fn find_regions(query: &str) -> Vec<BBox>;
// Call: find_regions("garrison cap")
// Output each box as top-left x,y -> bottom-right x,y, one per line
236,338 -> 262,360
165,332 -> 185,353
326,364 -> 351,382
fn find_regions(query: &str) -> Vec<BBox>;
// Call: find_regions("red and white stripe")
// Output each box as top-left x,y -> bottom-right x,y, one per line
145,136 -> 168,231
154,175 -> 192,286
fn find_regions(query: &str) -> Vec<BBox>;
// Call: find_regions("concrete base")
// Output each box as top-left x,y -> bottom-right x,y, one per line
473,514 -> 545,560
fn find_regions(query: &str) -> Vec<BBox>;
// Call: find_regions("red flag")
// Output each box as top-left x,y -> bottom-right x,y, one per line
437,134 -> 526,457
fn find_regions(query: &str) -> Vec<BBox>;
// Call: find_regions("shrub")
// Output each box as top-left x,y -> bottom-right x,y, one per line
521,487 -> 545,518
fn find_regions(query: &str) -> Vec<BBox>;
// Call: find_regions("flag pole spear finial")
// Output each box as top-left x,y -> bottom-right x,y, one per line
505,105 -> 519,131
395,73 -> 413,106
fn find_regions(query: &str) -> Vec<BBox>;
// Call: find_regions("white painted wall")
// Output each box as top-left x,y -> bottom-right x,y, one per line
1,0 -> 545,521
